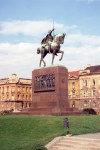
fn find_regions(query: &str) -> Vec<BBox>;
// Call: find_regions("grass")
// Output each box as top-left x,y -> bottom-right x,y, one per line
0,115 -> 100,150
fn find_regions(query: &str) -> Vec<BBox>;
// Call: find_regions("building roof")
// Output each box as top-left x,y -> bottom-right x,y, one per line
68,70 -> 81,80
68,70 -> 80,76
0,74 -> 32,85
85,65 -> 100,73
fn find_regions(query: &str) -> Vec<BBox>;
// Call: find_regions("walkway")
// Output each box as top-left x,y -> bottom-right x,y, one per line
46,133 -> 100,150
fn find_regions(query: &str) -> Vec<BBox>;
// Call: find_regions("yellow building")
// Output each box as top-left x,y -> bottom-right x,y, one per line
0,74 -> 32,112
68,71 -> 80,110
79,65 -> 100,114
68,65 -> 100,114
1,65 -> 100,114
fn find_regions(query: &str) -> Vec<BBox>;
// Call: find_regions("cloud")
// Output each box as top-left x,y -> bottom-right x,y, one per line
0,20 -> 47,36
0,42 -> 40,78
0,32 -> 100,78
0,20 -> 78,36
0,20 -> 100,78
65,33 -> 100,47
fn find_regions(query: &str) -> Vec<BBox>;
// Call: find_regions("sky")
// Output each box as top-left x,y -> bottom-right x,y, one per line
0,0 -> 100,78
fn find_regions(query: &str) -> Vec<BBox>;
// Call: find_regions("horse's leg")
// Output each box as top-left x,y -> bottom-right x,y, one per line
39,53 -> 46,67
39,54 -> 43,67
52,50 -> 56,65
52,54 -> 55,65
39,58 -> 42,67
59,50 -> 64,61
42,59 -> 46,67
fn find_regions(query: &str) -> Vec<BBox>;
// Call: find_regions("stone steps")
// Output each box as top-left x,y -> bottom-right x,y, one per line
46,136 -> 100,150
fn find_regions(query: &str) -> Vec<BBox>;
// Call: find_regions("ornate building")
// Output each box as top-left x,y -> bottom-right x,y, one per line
0,74 -> 32,112
68,65 -> 100,114
79,65 -> 100,114
1,65 -> 100,114
68,70 -> 80,110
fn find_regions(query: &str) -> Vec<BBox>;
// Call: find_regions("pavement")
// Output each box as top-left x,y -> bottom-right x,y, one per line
74,132 -> 100,139
46,133 -> 100,150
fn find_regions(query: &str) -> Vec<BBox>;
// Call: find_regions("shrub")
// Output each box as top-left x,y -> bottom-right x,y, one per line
83,108 -> 96,115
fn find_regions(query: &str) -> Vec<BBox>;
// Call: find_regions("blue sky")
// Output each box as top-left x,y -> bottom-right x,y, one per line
0,0 -> 100,78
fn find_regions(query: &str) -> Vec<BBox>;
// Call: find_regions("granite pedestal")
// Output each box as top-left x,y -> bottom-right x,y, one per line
30,66 -> 69,115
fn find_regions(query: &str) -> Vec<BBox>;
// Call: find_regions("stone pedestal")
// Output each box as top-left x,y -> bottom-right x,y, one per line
30,66 -> 69,115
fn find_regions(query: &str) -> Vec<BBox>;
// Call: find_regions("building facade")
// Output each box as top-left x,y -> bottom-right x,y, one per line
0,74 -> 32,112
79,66 -> 100,114
68,71 -> 80,111
1,65 -> 100,114
68,65 -> 100,114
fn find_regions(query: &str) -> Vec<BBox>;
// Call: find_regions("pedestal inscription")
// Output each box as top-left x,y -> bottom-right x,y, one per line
34,74 -> 55,92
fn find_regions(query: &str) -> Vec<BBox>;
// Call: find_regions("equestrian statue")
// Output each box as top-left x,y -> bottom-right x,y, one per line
37,28 -> 66,67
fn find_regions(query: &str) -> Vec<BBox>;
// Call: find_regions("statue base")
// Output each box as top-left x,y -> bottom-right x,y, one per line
28,66 -> 69,115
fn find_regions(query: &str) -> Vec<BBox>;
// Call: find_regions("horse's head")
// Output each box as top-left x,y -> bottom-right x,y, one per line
54,33 -> 66,44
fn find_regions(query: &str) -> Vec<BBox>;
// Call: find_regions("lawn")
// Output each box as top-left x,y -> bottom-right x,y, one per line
0,115 -> 100,150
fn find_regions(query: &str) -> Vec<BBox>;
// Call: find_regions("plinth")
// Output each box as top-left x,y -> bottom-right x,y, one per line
30,66 -> 69,115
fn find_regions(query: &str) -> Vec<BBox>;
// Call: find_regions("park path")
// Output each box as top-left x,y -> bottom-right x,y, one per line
46,133 -> 100,150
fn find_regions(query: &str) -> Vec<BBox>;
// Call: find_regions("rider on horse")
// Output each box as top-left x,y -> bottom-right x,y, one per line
37,32 -> 66,67
41,28 -> 55,53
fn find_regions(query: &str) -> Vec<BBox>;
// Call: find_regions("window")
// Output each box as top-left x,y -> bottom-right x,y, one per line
7,86 -> 9,92
93,89 -> 96,96
22,87 -> 24,92
17,94 -> 20,100
93,79 -> 95,86
11,95 -> 14,100
12,91 -> 14,96
83,90 -> 88,97
72,82 -> 75,96
30,87 -> 31,92
6,94 -> 9,100
18,86 -> 20,91
29,95 -> 31,100
2,87 -> 4,93
72,82 -> 75,87
26,95 -> 28,100
22,95 -> 24,100
83,80 -> 87,87
26,87 -> 28,92
12,86 -> 15,92
72,89 -> 75,96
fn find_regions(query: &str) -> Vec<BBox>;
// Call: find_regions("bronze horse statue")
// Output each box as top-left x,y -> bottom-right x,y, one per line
37,33 -> 66,67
